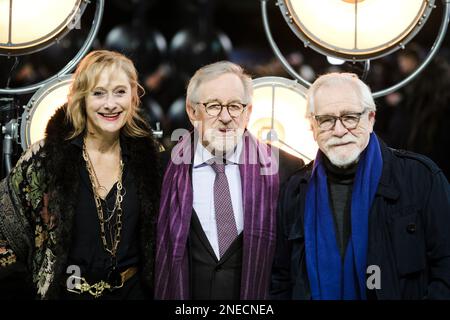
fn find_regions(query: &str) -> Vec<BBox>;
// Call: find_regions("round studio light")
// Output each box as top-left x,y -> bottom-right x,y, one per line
0,0 -> 87,56
21,74 -> 72,149
248,76 -> 317,162
279,0 -> 435,60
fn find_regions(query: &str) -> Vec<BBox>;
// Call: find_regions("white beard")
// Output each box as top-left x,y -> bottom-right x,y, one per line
323,135 -> 362,168
203,128 -> 244,156
326,147 -> 361,168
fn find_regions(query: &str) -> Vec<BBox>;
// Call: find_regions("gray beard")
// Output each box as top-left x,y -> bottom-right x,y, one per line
326,151 -> 361,168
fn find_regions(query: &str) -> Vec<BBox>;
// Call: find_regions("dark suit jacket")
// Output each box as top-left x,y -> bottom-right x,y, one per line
161,142 -> 304,299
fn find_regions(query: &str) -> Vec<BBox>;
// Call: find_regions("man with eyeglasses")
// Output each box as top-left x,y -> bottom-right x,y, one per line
155,61 -> 303,300
271,72 -> 450,300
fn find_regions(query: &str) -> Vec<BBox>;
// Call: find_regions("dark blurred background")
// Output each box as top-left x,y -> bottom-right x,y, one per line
1,0 -> 449,178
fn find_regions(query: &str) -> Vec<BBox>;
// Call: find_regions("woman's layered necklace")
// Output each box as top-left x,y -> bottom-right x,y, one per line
82,136 -> 125,287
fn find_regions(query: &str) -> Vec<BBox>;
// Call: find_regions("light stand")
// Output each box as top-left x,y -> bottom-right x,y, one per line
2,119 -> 19,175
0,98 -> 19,177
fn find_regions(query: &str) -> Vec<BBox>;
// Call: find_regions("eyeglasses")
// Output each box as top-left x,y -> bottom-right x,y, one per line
314,108 -> 369,131
197,101 -> 247,118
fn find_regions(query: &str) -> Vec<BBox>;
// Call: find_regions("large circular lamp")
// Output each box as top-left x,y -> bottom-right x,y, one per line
261,0 -> 449,97
280,0 -> 435,61
0,0 -> 104,95
248,76 -> 317,162
20,74 -> 72,149
0,0 -> 104,178
0,0 -> 88,56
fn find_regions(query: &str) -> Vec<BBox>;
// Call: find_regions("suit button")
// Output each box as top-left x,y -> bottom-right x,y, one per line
215,266 -> 223,272
406,223 -> 416,234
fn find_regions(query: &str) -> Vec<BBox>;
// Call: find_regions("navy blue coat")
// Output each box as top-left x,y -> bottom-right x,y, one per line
271,141 -> 450,299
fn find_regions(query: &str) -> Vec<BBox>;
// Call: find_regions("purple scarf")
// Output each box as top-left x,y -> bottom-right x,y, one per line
155,131 -> 279,299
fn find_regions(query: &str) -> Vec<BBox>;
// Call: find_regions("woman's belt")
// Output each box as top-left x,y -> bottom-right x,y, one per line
66,266 -> 138,298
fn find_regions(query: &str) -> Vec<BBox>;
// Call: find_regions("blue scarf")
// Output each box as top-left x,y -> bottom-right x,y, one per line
305,133 -> 383,300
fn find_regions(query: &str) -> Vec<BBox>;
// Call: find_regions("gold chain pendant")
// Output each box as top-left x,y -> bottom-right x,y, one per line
82,137 -> 125,260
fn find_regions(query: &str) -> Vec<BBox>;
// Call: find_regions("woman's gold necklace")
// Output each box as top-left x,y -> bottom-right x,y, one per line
82,137 -> 124,286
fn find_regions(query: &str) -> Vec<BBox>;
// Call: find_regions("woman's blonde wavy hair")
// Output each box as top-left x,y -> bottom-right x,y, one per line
66,50 -> 149,139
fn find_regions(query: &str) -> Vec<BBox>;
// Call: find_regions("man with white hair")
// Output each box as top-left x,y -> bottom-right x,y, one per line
271,72 -> 450,300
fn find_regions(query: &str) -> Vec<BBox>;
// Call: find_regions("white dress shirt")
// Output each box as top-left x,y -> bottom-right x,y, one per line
192,141 -> 244,259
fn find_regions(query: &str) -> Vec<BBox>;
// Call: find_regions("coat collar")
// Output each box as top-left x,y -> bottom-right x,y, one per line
375,139 -> 400,200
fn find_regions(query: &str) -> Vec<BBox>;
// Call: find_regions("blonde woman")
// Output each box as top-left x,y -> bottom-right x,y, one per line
0,50 -> 160,299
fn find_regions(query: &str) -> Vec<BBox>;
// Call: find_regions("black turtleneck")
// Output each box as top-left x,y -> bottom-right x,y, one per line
323,156 -> 358,259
